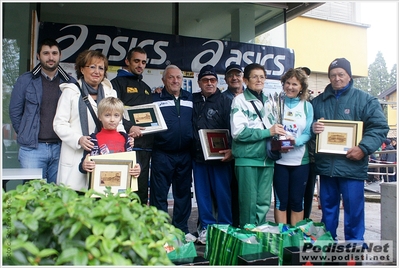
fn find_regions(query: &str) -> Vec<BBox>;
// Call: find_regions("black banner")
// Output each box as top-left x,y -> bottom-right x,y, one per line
39,22 -> 295,80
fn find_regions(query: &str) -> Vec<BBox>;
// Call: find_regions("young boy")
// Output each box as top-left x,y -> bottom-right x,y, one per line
79,97 -> 141,177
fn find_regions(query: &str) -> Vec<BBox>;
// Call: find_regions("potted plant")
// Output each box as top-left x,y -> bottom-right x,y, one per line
2,179 -> 183,265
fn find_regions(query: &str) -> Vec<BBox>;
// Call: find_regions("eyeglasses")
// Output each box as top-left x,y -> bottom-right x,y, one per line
85,65 -> 105,72
249,75 -> 266,81
226,73 -> 243,78
200,77 -> 217,83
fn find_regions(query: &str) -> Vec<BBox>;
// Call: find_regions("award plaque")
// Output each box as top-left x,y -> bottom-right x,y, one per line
316,120 -> 363,154
123,103 -> 168,134
269,91 -> 295,150
88,151 -> 138,197
199,129 -> 229,160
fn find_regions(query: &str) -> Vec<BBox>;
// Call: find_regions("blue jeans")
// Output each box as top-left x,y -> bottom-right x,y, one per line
18,143 -> 61,184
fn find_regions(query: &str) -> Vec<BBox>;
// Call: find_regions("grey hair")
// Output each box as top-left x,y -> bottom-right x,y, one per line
162,65 -> 183,79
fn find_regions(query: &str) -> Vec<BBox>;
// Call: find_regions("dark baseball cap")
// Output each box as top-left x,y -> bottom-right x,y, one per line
225,64 -> 243,75
198,65 -> 218,81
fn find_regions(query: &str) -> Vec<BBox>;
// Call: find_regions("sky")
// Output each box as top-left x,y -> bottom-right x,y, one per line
358,2 -> 398,71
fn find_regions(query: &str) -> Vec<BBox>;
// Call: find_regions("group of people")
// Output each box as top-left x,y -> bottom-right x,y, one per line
9,37 -> 389,246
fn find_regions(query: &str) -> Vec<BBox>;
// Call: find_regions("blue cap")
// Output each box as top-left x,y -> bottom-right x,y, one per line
225,64 -> 242,75
328,58 -> 352,78
198,65 -> 218,81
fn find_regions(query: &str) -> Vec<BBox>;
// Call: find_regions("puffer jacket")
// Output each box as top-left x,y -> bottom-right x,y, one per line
311,80 -> 389,180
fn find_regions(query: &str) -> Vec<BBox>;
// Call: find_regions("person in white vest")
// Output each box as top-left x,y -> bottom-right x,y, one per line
273,68 -> 314,226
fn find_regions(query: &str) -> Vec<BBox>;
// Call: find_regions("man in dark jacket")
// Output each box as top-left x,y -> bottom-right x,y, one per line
312,58 -> 389,242
192,65 -> 233,244
111,47 -> 153,205
150,65 -> 196,242
9,38 -> 75,184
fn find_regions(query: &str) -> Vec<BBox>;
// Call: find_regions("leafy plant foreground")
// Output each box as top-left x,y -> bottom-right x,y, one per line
2,180 -> 183,265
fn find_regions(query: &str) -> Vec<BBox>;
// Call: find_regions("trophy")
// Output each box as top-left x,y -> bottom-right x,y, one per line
270,91 -> 295,151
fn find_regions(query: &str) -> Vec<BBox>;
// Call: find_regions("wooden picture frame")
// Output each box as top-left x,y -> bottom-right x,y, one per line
88,151 -> 138,196
88,159 -> 132,196
316,120 -> 363,154
199,129 -> 229,160
123,103 -> 167,134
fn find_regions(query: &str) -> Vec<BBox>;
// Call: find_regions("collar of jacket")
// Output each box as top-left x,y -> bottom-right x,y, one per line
116,69 -> 143,81
160,87 -> 188,100
243,87 -> 264,102
197,88 -> 221,102
322,79 -> 353,101
32,63 -> 72,82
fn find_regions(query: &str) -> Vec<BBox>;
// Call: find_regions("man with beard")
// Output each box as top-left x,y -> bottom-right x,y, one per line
9,38 -> 75,184
111,47 -> 154,205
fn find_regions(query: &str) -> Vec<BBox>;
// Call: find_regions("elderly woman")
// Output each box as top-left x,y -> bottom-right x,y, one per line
230,63 -> 286,227
53,50 -> 124,191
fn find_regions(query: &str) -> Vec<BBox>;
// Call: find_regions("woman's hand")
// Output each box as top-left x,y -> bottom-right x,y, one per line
79,136 -> 94,151
269,124 -> 286,136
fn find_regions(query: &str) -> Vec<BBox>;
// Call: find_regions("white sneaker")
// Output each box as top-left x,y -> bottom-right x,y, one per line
197,229 -> 207,245
185,233 -> 197,243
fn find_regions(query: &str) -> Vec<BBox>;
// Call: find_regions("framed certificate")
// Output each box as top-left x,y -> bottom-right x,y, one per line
316,120 -> 363,154
88,158 -> 132,197
88,151 -> 138,197
199,129 -> 229,160
123,103 -> 168,134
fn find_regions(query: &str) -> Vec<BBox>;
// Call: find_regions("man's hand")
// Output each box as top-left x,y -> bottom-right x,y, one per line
346,146 -> 365,161
312,118 -> 325,134
219,149 -> 233,162
128,125 -> 146,138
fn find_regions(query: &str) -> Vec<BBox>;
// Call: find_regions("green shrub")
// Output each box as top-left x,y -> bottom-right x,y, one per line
2,179 -> 183,265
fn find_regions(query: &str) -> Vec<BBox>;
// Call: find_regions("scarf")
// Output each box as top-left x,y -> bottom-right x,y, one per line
78,79 -> 105,135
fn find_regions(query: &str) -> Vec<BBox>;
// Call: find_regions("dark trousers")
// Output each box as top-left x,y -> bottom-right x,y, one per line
150,150 -> 192,234
303,162 -> 317,219
136,150 -> 152,205
231,159 -> 240,227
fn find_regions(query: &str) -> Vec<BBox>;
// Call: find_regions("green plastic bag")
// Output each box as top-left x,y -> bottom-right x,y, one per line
205,224 -> 267,265
204,224 -> 231,264
295,219 -> 334,245
167,241 -> 197,261
250,221 -> 304,265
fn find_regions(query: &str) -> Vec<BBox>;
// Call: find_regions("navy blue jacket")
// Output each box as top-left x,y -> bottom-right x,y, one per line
152,88 -> 193,153
192,89 -> 232,162
9,64 -> 75,148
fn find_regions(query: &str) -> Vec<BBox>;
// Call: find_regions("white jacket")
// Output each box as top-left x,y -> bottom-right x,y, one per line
53,78 -> 124,191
